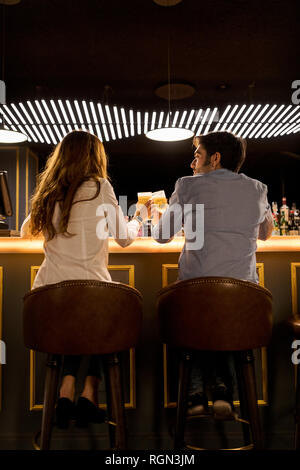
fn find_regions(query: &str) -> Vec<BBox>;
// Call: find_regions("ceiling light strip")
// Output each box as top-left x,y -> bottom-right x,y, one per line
248,123 -> 263,138
129,110 -> 135,137
11,103 -> 27,124
261,123 -> 277,138
222,105 -> 239,129
53,125 -> 63,141
137,111 -> 141,135
158,111 -> 164,128
185,109 -> 195,129
240,122 -> 256,138
213,105 -> 231,131
24,125 -> 38,143
274,105 -> 292,123
196,108 -> 210,135
267,105 -> 285,123
179,111 -> 187,128
282,105 -> 300,122
36,124 -> 50,143
143,112 -> 149,134
292,124 -> 300,133
288,109 -> 300,123
113,106 -> 122,139
121,108 -> 129,138
265,122 -> 284,138
203,107 -> 218,134
246,104 -> 262,123
34,100 -> 49,124
253,104 -> 270,123
74,100 -> 84,125
165,113 -> 170,127
19,103 -> 34,124
41,100 -> 55,124
260,105 -> 277,123
232,104 -> 247,123
283,122 -> 300,135
171,111 -> 179,127
95,124 -> 103,140
56,100 -> 70,125
46,124 -> 58,144
3,104 -> 22,125
191,109 -> 203,131
239,104 -> 255,124
151,111 -> 157,130
273,122 -> 291,137
97,104 -> 110,141
105,105 -> 116,140
65,100 -> 77,124
253,122 -> 270,138
82,101 -> 91,124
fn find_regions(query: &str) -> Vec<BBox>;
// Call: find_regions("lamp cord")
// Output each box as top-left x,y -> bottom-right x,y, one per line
167,33 -> 171,122
1,5 -> 5,81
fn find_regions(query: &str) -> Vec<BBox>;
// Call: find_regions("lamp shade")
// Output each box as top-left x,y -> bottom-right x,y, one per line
146,127 -> 194,142
0,127 -> 28,144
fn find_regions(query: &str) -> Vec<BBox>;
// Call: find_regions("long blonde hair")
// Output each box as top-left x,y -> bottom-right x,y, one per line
30,130 -> 109,240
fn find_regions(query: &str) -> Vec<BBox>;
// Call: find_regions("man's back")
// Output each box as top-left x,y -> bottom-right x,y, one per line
154,168 -> 271,283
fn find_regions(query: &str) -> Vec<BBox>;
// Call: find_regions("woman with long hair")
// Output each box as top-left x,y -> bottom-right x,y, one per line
21,130 -> 151,428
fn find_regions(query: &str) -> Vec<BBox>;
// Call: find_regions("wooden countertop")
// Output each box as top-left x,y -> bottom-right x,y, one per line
0,236 -> 300,253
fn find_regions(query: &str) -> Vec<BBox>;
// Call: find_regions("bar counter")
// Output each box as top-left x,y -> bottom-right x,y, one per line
0,236 -> 300,449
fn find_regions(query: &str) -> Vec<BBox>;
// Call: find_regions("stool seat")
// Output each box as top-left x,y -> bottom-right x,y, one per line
157,276 -> 273,450
23,279 -> 143,450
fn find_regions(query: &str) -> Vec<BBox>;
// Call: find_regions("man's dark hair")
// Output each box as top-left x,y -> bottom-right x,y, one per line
194,131 -> 246,173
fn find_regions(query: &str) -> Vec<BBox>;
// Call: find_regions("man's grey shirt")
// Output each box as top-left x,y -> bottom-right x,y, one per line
152,169 -> 272,284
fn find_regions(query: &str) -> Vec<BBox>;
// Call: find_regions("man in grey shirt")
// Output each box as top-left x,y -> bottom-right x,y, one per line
152,131 -> 273,418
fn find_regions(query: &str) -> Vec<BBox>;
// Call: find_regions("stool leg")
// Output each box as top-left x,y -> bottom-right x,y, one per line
238,350 -> 264,449
40,354 -> 61,450
107,352 -> 127,450
103,355 -> 116,449
233,352 -> 251,446
174,350 -> 192,450
294,362 -> 300,449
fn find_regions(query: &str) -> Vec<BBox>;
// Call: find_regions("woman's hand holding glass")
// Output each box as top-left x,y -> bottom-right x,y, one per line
134,198 -> 153,222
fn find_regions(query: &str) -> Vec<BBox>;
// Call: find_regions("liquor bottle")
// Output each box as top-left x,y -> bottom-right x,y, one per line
292,203 -> 300,235
279,197 -> 289,236
271,202 -> 280,235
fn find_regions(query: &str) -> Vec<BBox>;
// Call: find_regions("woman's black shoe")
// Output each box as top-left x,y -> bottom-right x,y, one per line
55,397 -> 76,429
75,397 -> 106,428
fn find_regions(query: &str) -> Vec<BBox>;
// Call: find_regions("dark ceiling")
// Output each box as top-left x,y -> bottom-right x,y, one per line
1,0 -> 300,204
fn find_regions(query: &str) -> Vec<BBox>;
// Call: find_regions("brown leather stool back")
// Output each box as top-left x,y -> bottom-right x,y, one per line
23,280 -> 143,355
157,276 -> 273,351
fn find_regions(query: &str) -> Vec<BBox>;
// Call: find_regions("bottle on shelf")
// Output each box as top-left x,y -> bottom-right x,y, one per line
271,202 -> 280,235
293,203 -> 300,235
289,203 -> 300,236
279,197 -> 289,236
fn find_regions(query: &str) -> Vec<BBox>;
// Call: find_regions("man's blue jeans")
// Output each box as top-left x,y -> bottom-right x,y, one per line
188,351 -> 236,399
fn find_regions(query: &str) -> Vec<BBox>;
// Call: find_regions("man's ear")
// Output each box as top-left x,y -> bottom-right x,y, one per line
211,152 -> 221,167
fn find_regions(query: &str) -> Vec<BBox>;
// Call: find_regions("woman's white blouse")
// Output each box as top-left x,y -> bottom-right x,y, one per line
21,179 -> 140,289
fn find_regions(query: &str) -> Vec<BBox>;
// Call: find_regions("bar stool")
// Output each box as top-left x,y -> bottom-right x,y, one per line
286,315 -> 300,449
23,279 -> 143,450
157,276 -> 273,450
